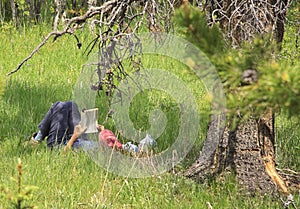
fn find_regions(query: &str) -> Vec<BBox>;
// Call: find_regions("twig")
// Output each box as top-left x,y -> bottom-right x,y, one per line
279,194 -> 298,209
204,0 -> 290,46
296,26 -> 300,48
7,0 -> 171,76
277,168 -> 299,176
5,0 -> 123,78
6,31 -> 66,77
206,201 -> 213,209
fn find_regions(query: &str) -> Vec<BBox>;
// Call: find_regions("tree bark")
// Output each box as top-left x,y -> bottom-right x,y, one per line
53,0 -> 67,31
185,113 -> 281,194
10,0 -> 18,26
34,0 -> 41,23
26,0 -> 35,22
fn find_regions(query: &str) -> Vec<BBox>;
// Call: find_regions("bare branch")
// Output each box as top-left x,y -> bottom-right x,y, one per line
203,0 -> 291,46
6,31 -> 65,77
6,1 -> 118,77
8,0 -> 181,78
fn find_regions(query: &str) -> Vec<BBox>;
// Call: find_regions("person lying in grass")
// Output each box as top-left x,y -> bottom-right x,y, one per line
97,125 -> 123,150
30,101 -> 94,150
31,101 -> 156,154
64,124 -> 124,152
30,101 -> 125,152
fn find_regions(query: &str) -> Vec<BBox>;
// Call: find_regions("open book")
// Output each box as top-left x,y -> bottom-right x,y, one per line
80,108 -> 98,133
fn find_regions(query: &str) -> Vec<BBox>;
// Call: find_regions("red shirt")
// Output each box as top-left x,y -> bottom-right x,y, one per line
98,129 -> 122,149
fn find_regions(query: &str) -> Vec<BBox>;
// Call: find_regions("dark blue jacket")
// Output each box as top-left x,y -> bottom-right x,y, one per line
38,101 -> 81,147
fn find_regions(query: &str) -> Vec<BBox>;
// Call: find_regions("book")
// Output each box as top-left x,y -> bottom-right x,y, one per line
80,108 -> 98,133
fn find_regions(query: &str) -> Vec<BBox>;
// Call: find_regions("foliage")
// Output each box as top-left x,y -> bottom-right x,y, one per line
0,19 -> 299,208
174,5 -> 300,126
1,142 -> 296,208
275,115 -> 300,170
0,3 -> 299,208
174,5 -> 225,57
0,0 -> 70,25
216,37 -> 300,123
0,74 -> 4,99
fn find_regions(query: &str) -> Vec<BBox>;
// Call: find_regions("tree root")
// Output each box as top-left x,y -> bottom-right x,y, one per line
263,154 -> 300,208
263,154 -> 290,194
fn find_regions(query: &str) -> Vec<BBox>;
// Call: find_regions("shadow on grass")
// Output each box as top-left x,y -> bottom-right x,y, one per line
0,79 -> 73,144
0,77 -> 209,167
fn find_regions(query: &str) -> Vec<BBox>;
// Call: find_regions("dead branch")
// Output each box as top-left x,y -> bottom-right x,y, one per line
279,194 -> 298,209
6,0 -> 121,77
263,154 -> 290,194
202,0 -> 290,46
296,26 -> 300,48
7,0 -> 179,90
6,31 -> 58,77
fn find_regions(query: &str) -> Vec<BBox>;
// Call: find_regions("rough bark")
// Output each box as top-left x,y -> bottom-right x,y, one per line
53,0 -> 67,30
185,114 -> 281,194
10,0 -> 18,26
34,0 -> 41,22
184,114 -> 226,181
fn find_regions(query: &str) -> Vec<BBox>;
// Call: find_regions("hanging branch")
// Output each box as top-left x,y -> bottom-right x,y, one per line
7,0 -> 179,86
6,0 -> 183,126
6,31 -> 61,77
203,0 -> 290,46
6,0 -> 120,77
6,0 -> 180,116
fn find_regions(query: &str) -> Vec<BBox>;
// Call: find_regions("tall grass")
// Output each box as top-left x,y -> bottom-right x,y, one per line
275,115 -> 300,170
0,25 -> 299,208
0,143 -> 292,208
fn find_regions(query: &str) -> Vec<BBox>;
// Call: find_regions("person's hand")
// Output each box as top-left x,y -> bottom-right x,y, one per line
73,124 -> 87,137
97,125 -> 105,132
63,125 -> 87,153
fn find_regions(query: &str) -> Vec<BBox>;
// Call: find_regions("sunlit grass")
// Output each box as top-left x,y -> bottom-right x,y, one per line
0,24 -> 299,208
275,114 -> 300,170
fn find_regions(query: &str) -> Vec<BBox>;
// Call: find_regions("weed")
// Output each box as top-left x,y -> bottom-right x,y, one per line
0,158 -> 38,209
0,23 -> 299,209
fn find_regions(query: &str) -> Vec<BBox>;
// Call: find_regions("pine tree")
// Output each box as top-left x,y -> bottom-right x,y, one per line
176,4 -> 300,196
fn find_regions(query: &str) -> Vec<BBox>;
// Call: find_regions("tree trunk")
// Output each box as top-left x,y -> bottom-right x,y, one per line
26,0 -> 35,22
53,0 -> 66,31
185,0 -> 292,195
0,1 -> 4,22
10,0 -> 18,26
34,0 -> 41,23
184,111 -> 292,195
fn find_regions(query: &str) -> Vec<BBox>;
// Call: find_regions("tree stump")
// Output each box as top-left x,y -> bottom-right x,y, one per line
184,113 -> 291,195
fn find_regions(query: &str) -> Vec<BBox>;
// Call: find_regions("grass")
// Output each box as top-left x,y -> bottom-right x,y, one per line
0,145 -> 292,208
275,115 -> 300,170
0,24 -> 299,208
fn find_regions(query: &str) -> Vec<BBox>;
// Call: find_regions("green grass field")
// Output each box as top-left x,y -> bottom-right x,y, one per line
0,25 -> 299,208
